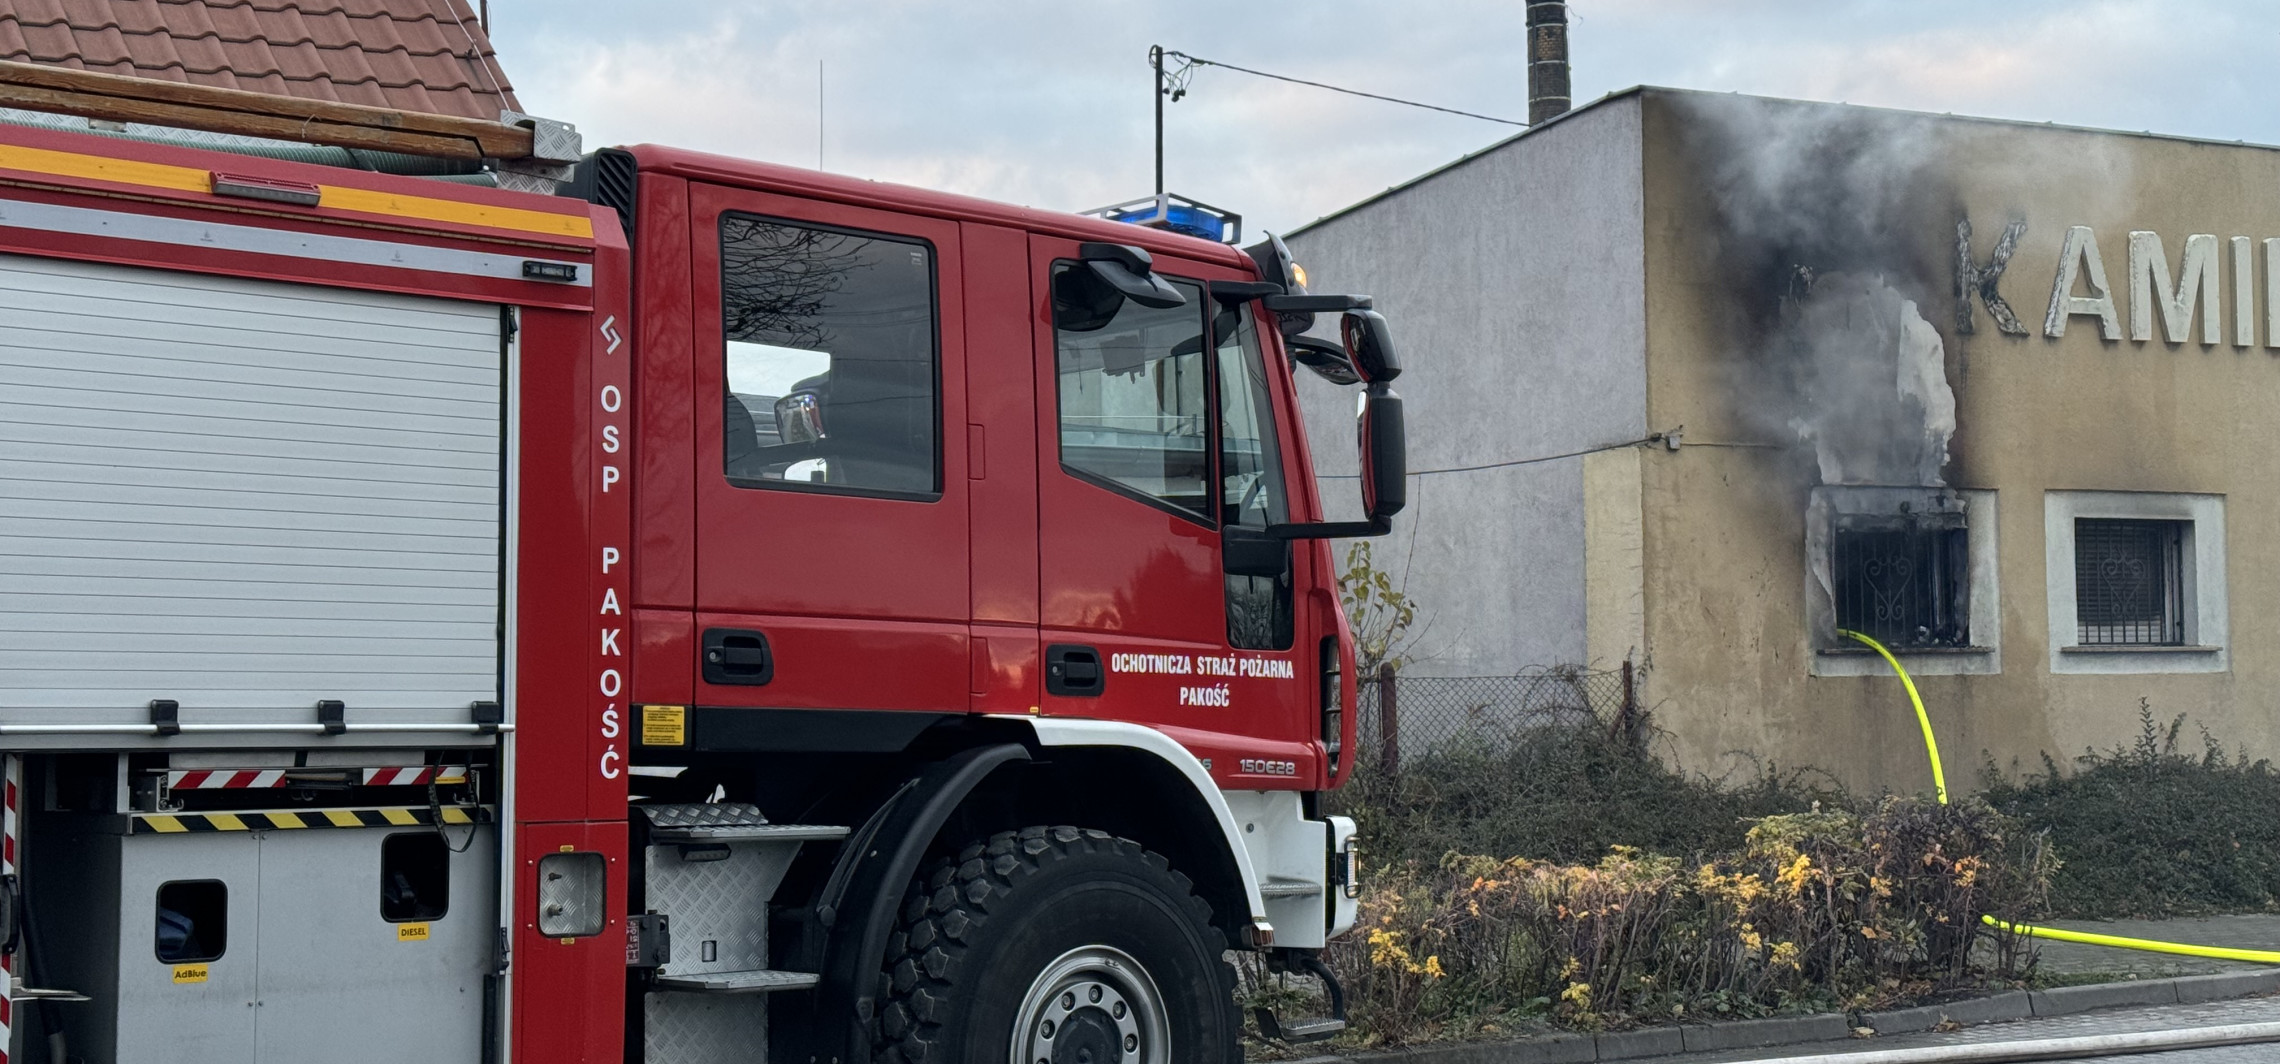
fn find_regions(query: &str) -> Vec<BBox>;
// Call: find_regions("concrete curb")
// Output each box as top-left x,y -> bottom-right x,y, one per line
1286,968 -> 2280,1063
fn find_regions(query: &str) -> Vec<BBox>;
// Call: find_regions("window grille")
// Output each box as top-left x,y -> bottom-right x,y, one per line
2075,518 -> 2186,646
1832,525 -> 1970,648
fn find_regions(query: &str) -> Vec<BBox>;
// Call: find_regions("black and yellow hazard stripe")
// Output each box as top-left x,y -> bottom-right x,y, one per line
130,805 -> 493,834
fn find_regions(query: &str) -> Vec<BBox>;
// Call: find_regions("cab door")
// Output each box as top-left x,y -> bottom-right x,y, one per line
689,185 -> 969,714
1031,236 -> 1320,782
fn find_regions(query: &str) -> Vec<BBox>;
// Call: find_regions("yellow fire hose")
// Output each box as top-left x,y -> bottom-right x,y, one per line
1840,628 -> 2280,965
1838,629 -> 1947,804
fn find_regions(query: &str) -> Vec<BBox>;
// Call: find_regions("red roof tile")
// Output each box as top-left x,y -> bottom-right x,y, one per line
0,0 -> 519,120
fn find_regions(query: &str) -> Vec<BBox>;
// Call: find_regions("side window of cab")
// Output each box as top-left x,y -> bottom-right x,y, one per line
719,213 -> 940,499
1049,263 -> 1212,521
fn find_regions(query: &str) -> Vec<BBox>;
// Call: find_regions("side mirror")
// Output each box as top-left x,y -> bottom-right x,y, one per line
1340,309 -> 1401,383
1077,242 -> 1186,310
1357,384 -> 1407,522
1266,382 -> 1406,540
1286,335 -> 1360,386
1222,525 -> 1290,576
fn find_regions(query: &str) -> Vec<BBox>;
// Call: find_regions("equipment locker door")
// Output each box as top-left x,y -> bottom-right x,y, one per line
113,835 -> 260,1063
1029,236 -> 1321,777
688,186 -> 971,716
250,827 -> 496,1062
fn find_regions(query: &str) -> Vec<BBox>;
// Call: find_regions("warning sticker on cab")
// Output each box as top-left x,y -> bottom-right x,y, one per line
172,964 -> 209,984
397,922 -> 431,942
642,705 -> 686,747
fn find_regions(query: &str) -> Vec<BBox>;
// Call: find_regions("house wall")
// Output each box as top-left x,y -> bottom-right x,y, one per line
1633,89 -> 2280,790
1287,94 -> 1648,677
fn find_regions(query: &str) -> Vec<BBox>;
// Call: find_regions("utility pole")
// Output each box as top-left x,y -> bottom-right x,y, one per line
1150,44 -> 1165,195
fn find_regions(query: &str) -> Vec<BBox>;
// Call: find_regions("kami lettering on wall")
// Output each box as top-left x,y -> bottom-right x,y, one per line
1963,215 -> 2280,348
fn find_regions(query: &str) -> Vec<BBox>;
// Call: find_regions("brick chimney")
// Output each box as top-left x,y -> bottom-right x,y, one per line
1527,1 -> 1571,125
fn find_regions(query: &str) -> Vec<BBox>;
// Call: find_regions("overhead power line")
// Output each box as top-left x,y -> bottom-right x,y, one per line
1161,50 -> 1527,128
1319,434 -> 1674,479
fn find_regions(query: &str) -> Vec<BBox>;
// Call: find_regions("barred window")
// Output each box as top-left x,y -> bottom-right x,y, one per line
1831,525 -> 1970,648
2074,518 -> 2186,646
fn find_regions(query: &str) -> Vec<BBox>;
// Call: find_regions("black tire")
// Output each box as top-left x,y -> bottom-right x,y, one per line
875,825 -> 1240,1064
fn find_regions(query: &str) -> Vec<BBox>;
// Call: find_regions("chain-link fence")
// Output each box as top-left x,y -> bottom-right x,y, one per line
1353,664 -> 1640,773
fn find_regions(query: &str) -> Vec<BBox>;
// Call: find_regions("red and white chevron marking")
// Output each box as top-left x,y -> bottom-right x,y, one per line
360,767 -> 466,787
166,769 -> 287,789
164,767 -> 465,790
3,752 -> 20,1064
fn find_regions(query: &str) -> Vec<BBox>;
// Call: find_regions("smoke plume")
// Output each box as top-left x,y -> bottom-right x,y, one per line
1675,94 -> 1959,487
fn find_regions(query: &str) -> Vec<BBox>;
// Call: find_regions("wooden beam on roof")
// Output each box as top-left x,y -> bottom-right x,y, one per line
0,60 -> 536,160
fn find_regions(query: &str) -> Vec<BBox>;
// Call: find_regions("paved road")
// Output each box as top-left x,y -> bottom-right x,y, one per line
1650,993 -> 2280,1063
2033,915 -> 2280,978
2078,1049 -> 2280,1062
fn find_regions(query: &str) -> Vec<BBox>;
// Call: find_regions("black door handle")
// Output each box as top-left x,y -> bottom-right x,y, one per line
702,628 -> 774,686
1045,644 -> 1104,697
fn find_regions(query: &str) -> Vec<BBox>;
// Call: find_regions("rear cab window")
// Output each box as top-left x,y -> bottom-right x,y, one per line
719,213 -> 940,499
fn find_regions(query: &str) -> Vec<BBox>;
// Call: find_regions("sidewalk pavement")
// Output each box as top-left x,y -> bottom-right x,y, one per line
1658,992 -> 2280,1062
2034,914 -> 2280,978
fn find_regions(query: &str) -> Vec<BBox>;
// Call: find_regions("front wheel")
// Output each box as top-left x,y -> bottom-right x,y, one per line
875,825 -> 1240,1064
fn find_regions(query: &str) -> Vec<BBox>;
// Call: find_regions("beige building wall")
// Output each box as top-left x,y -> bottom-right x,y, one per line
1626,90 -> 2280,792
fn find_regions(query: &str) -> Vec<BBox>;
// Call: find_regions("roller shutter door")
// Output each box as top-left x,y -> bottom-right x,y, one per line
0,255 -> 502,732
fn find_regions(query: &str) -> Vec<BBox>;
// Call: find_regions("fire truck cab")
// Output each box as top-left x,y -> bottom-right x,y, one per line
0,117 -> 1404,1064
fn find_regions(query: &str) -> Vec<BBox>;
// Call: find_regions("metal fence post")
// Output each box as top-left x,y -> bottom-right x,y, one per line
1376,664 -> 1400,775
1617,657 -> 1640,751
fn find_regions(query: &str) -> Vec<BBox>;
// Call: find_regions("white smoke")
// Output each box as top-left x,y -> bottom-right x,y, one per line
1782,271 -> 1955,486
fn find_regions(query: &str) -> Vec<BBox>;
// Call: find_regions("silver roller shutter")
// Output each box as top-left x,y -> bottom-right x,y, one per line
0,254 -> 503,737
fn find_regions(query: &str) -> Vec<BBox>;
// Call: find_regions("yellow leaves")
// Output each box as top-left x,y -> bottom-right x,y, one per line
1561,980 -> 1593,1009
1368,927 -> 1420,973
1770,941 -> 1802,970
1776,853 -> 1817,896
1953,856 -> 1982,887
1423,955 -> 1445,979
1860,926 -> 1880,939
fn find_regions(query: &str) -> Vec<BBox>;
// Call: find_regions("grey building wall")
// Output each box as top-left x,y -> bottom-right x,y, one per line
1285,93 -> 1648,677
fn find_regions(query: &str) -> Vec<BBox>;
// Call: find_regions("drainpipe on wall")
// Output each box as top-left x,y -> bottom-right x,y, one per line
1527,1 -> 1571,126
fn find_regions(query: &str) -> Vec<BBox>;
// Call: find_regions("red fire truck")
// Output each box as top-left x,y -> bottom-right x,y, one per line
0,98 -> 1403,1064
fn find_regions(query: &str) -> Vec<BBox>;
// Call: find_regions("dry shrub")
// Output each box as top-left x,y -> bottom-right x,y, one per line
1300,797 -> 2050,1047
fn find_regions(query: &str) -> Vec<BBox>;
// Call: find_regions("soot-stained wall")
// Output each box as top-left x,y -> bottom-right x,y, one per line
1291,86 -> 2280,791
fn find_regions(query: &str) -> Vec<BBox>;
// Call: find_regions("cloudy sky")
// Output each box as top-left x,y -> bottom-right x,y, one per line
488,1 -> 2271,237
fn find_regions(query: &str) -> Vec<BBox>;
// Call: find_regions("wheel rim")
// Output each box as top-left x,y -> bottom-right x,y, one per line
1009,945 -> 1170,1064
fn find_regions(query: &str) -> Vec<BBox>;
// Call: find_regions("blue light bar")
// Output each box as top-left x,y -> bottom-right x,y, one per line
1082,193 -> 1243,244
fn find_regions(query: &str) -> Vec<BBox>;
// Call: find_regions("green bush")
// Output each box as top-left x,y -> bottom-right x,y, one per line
1982,701 -> 2280,918
1328,718 -> 1843,869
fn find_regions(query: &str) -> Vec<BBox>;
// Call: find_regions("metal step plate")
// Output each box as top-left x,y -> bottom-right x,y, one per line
654,969 -> 821,994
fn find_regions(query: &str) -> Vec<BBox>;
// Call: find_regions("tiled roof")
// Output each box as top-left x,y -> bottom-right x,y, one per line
0,0 -> 519,121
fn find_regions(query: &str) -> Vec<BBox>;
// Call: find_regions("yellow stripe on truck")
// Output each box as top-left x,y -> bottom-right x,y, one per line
0,142 -> 594,240
325,809 -> 364,828
317,185 -> 593,239
143,814 -> 188,833
380,808 -> 420,826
